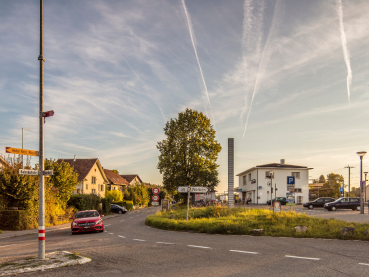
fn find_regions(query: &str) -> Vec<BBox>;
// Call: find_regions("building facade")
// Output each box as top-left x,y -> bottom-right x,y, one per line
236,159 -> 311,205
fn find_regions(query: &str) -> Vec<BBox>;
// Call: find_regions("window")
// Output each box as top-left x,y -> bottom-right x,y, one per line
265,171 -> 273,178
294,188 -> 302,193
100,185 -> 104,191
92,189 -> 96,194
86,184 -> 88,190
243,176 -> 246,185
248,174 -> 251,181
76,189 -> 81,194
340,198 -> 349,203
350,198 -> 359,203
92,177 -> 96,184
316,199 -> 323,202
292,172 -> 300,179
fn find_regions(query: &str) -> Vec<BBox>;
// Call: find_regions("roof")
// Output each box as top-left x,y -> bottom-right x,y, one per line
57,158 -> 108,183
236,162 -> 310,176
104,169 -> 129,185
120,175 -> 142,183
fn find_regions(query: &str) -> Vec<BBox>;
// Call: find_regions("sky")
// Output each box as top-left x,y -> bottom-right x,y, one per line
1,0 -> 368,193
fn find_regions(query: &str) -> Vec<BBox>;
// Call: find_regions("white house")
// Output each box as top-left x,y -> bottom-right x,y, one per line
236,159 -> 312,205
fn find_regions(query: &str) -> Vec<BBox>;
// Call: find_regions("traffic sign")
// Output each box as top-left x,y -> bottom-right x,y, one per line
287,176 -> 295,184
153,187 -> 160,194
152,195 -> 159,202
176,186 -> 209,193
339,187 -> 343,192
19,169 -> 39,175
6,147 -> 39,157
43,170 -> 53,176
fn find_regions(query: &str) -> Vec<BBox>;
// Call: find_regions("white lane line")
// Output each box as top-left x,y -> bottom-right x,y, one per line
120,220 -> 124,222
130,217 -> 133,219
0,244 -> 14,248
105,224 -> 111,227
188,245 -> 212,249
104,231 -> 107,232
359,263 -> 369,266
57,227 -> 71,230
285,255 -> 320,261
229,250 -> 259,255
156,242 -> 173,245
133,239 -> 146,242
108,233 -> 114,235
118,235 -> 126,239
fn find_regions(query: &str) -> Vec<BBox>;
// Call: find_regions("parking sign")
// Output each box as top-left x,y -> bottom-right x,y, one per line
287,176 -> 295,184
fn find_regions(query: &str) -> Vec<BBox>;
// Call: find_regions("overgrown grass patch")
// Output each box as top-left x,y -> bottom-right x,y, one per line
145,206 -> 369,240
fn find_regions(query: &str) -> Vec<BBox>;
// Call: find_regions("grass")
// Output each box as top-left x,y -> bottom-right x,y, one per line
64,253 -> 79,260
0,262 -> 17,268
145,206 -> 369,240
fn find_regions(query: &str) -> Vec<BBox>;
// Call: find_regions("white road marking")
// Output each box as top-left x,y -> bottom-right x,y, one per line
105,224 -> 111,227
104,231 -> 107,233
57,227 -> 71,230
359,263 -> 369,266
109,233 -> 114,235
118,235 -> 126,238
229,250 -> 259,255
188,245 -> 211,249
0,244 -> 14,248
120,220 -> 124,222
130,217 -> 133,219
156,242 -> 173,245
285,255 -> 320,261
133,239 -> 146,242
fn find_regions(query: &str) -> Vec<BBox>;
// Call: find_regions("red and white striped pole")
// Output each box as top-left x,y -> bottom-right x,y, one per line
38,226 -> 45,241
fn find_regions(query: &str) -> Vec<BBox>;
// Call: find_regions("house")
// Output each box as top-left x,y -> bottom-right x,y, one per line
104,169 -> 130,192
0,156 -> 10,170
57,158 -> 108,197
119,174 -> 143,185
236,159 -> 312,205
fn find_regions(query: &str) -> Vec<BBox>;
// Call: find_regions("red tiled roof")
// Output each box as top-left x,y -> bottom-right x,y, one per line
104,169 -> 129,185
120,175 -> 142,183
57,158 -> 98,182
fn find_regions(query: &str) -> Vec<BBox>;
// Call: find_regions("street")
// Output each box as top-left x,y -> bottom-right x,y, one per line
1,207 -> 369,276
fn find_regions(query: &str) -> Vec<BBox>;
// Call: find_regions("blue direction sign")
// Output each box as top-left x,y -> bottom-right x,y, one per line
339,187 -> 343,192
287,176 -> 295,184
341,191 -> 344,197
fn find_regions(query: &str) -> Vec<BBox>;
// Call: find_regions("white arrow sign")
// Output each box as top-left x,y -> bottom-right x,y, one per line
176,186 -> 209,193
43,170 -> 53,176
19,169 -> 39,176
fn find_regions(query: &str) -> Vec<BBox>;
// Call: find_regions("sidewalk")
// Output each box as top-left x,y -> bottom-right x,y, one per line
0,214 -> 118,240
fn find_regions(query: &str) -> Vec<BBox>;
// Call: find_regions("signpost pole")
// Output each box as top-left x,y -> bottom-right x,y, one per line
38,0 -> 45,260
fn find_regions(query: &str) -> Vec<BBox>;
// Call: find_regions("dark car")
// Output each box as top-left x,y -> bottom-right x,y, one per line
303,197 -> 336,209
111,204 -> 127,214
267,197 -> 287,205
324,197 -> 361,211
71,210 -> 104,234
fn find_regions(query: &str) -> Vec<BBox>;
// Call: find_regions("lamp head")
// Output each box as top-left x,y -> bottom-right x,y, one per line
356,151 -> 367,157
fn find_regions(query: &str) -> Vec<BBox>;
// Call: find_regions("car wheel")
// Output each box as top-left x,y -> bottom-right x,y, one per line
356,206 -> 360,211
99,227 -> 104,233
331,206 -> 336,211
308,205 -> 313,209
118,210 -> 122,214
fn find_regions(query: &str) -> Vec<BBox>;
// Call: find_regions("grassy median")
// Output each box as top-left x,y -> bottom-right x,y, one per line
145,206 -> 369,240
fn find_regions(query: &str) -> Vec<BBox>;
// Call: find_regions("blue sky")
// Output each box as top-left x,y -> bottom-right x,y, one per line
1,0 -> 368,192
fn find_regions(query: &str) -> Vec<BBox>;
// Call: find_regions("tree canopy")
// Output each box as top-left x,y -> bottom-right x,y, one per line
157,108 -> 222,193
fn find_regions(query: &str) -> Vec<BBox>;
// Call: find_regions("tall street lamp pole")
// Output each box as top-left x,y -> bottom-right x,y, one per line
22,128 -> 33,169
357,151 -> 366,215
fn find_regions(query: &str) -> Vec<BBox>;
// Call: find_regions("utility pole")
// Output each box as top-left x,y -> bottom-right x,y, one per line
38,0 -> 45,259
345,166 -> 355,198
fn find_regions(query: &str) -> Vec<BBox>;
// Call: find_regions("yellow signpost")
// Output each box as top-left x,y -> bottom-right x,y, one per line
6,147 -> 39,157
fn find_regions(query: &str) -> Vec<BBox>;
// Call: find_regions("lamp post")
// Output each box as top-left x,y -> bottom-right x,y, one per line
364,172 -> 368,203
357,151 -> 366,214
22,128 -> 33,169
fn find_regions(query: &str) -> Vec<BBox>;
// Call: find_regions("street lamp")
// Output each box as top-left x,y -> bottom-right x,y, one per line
357,151 -> 366,214
22,128 -> 33,169
364,172 -> 368,203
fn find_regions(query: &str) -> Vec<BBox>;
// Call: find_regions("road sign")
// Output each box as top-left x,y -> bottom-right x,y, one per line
339,187 -> 343,192
286,192 -> 295,206
341,191 -> 344,197
274,201 -> 281,212
152,195 -> 159,202
176,186 -> 209,193
287,176 -> 295,184
153,187 -> 160,194
43,170 -> 53,176
19,169 -> 39,175
152,201 -> 159,206
6,147 -> 39,157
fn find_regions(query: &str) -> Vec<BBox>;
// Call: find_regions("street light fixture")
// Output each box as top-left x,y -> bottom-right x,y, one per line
356,151 -> 366,214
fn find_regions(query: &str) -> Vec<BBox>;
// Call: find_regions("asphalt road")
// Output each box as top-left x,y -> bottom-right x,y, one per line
1,207 -> 369,276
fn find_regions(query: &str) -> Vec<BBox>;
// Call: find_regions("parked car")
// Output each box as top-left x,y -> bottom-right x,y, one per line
111,204 -> 127,214
324,197 -> 361,211
267,197 -> 287,205
71,210 -> 104,234
303,197 -> 336,209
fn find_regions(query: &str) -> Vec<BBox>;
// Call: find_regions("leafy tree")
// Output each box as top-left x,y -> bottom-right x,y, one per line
106,190 -> 123,202
350,187 -> 361,197
318,175 -> 325,183
157,108 -> 222,194
322,173 -> 344,198
124,183 -> 150,207
112,169 -> 119,174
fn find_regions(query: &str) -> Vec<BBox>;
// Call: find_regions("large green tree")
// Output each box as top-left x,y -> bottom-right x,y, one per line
157,108 -> 222,193
322,173 -> 344,198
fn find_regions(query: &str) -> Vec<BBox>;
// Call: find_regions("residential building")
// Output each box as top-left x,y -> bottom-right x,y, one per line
120,174 -> 143,185
57,158 -> 108,197
236,159 -> 312,205
104,169 -> 130,192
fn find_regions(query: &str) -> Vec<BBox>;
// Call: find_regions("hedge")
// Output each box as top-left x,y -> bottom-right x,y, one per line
0,210 -> 32,231
101,197 -> 112,214
112,201 -> 134,211
67,194 -> 101,211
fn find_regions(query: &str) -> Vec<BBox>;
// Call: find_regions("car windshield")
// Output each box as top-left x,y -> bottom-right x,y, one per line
75,211 -> 99,218
333,198 -> 344,203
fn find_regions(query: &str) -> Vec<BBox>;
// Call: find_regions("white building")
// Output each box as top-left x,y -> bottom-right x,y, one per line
236,159 -> 312,205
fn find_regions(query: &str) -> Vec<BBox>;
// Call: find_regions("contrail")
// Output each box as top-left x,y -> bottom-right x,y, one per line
242,0 -> 282,138
181,0 -> 215,127
336,0 -> 352,103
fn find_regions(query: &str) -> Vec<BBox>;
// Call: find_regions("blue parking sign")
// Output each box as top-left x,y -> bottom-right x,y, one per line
287,176 -> 295,185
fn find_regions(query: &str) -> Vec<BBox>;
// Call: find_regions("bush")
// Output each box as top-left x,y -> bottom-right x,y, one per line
101,197 -> 113,214
0,210 -> 33,231
113,201 -> 134,211
67,194 -> 101,211
106,190 -> 123,202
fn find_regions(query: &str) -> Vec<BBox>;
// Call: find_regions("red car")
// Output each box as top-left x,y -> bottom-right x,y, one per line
71,210 -> 104,234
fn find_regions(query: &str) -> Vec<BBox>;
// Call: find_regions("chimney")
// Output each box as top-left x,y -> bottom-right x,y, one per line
74,155 -> 76,162
280,159 -> 285,165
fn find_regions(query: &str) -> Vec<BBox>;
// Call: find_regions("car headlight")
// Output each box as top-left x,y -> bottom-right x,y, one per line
72,222 -> 78,226
96,219 -> 102,225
